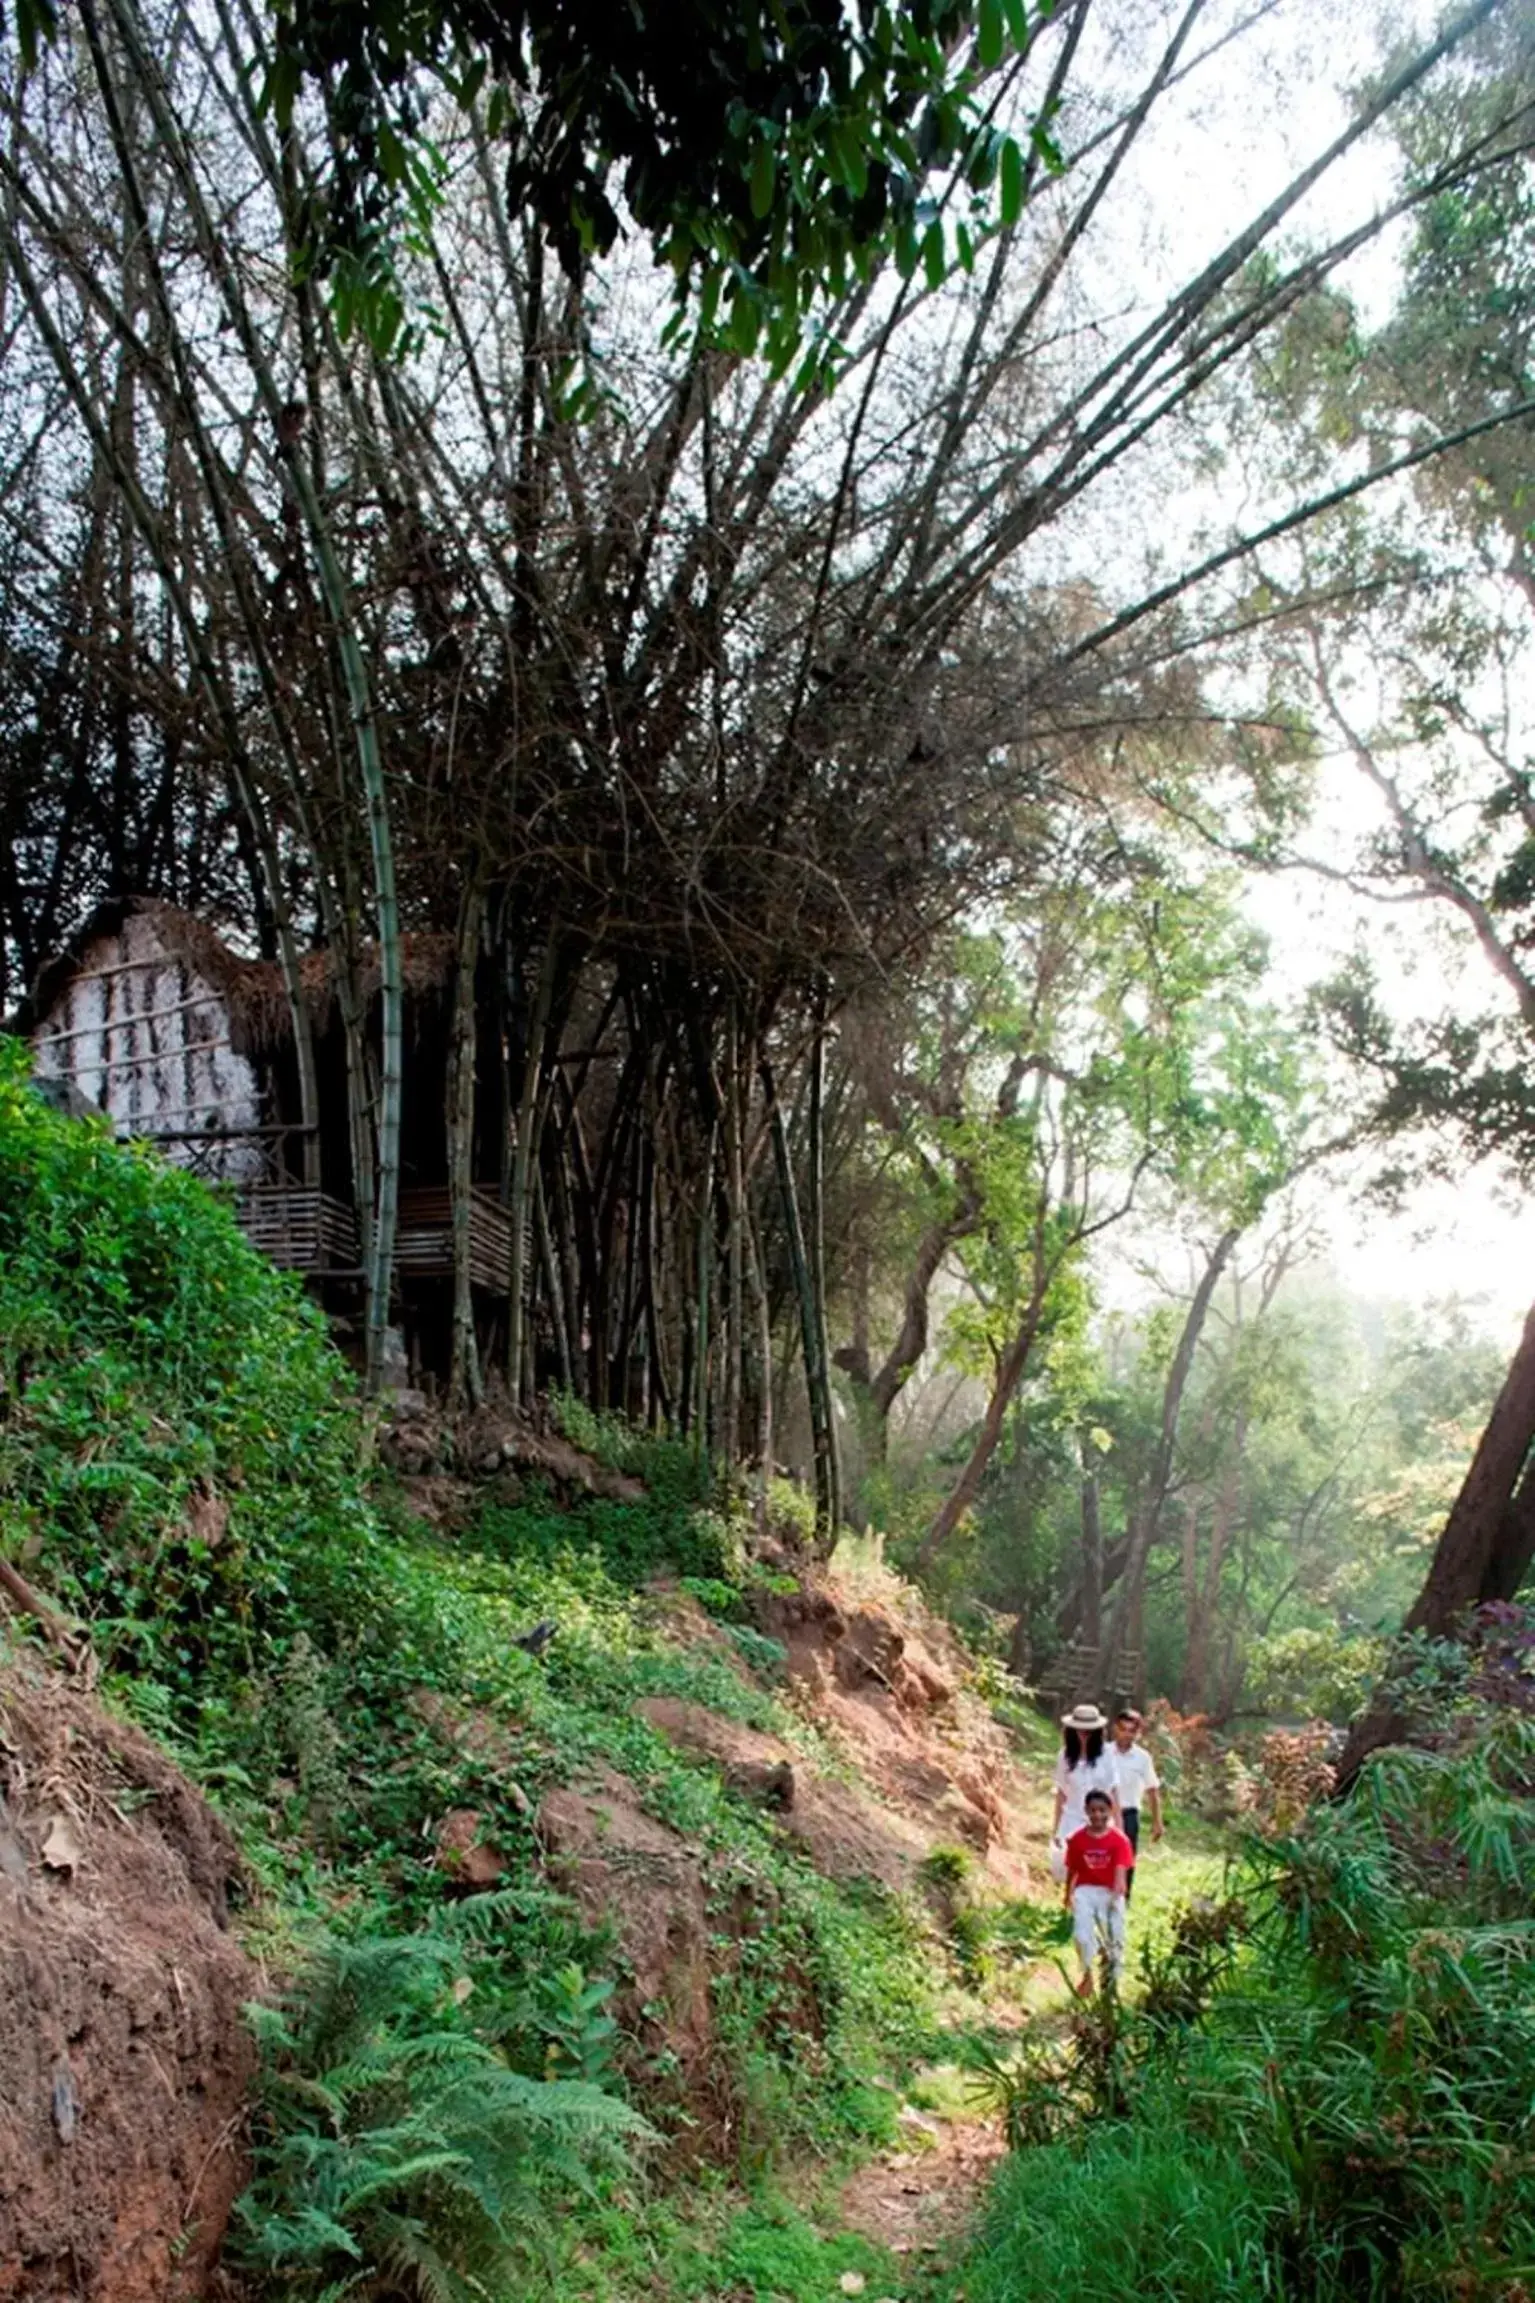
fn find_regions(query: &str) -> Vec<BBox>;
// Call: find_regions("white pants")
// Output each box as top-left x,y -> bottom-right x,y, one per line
1071,1885 -> 1125,1976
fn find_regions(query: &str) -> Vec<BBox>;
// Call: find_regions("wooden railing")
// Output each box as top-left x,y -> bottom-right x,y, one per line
394,1187 -> 513,1293
236,1187 -> 359,1275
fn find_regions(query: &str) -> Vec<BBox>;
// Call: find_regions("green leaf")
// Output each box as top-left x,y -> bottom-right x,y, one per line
894,213 -> 919,280
15,0 -> 59,71
259,47 -> 302,127
956,220 -> 975,274
922,219 -> 946,291
376,121 -> 408,186
1030,122 -> 1065,175
749,139 -> 775,221
999,136 -> 1024,225
977,0 -> 1004,68
1002,0 -> 1030,44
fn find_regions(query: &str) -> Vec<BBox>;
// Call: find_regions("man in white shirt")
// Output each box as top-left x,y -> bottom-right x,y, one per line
1110,1709 -> 1163,1900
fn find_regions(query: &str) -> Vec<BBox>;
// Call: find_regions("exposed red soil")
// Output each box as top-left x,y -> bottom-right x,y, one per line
536,1767 -> 729,2151
634,1695 -> 934,1890
752,1575 -> 1033,1890
836,2110 -> 1007,2257
0,1654 -> 255,2303
378,1390 -> 645,1502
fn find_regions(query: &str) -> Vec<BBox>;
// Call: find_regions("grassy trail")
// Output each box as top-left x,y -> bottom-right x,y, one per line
566,1762 -> 1228,2302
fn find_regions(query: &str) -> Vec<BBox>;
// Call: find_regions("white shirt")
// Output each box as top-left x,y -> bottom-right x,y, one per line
1111,1743 -> 1160,1809
1053,1750 -> 1119,1839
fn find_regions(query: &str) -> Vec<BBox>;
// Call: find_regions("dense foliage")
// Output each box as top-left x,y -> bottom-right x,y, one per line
955,1672 -> 1535,2302
0,1036 -> 386,1696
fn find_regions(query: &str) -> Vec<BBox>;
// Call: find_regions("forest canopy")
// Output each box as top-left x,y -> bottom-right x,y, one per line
2,0 -> 1535,1720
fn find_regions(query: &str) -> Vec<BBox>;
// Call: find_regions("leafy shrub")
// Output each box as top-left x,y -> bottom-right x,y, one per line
762,1475 -> 817,1552
1245,1622 -> 1387,1723
0,1040 -> 387,1704
476,1484 -> 739,1588
233,1931 -> 652,2298
725,1624 -> 789,1678
1249,1722 -> 1336,1835
1464,1598 -> 1535,1713
918,1843 -> 973,1893
1144,1699 -> 1255,1823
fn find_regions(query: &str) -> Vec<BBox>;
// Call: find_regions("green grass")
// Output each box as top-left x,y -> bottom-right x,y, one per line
558,2188 -> 920,2302
1123,1815 -> 1228,1949
950,2099 -> 1282,2303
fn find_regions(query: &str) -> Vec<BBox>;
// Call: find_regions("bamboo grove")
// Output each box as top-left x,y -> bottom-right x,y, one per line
4,0 -> 1535,1558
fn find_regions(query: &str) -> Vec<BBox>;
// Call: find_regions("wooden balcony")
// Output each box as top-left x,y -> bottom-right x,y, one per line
395,1186 -> 513,1295
237,1187 -> 359,1275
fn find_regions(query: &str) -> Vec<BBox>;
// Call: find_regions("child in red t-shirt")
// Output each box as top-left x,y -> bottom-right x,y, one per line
1062,1787 -> 1133,1997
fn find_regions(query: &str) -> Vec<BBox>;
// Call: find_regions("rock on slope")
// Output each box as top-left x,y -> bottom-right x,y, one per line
0,1654 -> 255,2303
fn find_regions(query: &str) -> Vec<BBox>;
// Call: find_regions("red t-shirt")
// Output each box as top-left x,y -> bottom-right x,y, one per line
1064,1824 -> 1133,1892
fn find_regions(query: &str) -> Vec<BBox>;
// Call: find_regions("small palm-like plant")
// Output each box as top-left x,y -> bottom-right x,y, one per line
231,1932 -> 653,2301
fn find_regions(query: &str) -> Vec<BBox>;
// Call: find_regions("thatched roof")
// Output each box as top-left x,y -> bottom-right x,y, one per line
18,897 -> 271,1046
18,896 -> 455,1055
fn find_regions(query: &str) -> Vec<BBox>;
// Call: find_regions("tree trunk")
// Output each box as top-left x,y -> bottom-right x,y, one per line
693,1120 -> 718,1457
807,985 -> 842,1530
723,1011 -> 746,1466
1101,1226 -> 1240,1686
915,1251 -> 1051,1568
1403,1300 -> 1535,1634
1080,1442 -> 1104,1650
536,1169 -> 574,1394
1056,1532 -> 1133,1647
748,1202 -> 775,1538
1181,1416 -> 1245,1710
1337,1300 -> 1535,1788
506,936 -> 558,1402
836,1202 -> 978,1458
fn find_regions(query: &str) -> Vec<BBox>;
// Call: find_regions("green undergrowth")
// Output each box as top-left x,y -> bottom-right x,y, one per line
947,1709 -> 1535,2303
559,2189 -> 916,2303
0,1052 -> 958,2294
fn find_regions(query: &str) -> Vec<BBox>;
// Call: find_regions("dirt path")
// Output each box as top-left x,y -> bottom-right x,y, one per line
835,2102 -> 1006,2263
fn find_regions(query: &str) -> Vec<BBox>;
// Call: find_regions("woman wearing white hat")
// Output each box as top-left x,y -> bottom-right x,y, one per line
1049,1702 -> 1122,1882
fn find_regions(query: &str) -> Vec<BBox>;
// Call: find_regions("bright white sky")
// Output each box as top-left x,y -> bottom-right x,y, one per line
1244,815 -> 1534,1346
1067,0 -> 1535,1349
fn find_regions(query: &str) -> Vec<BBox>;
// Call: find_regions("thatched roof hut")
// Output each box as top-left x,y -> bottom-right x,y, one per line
22,899 -> 275,1179
19,902 -> 496,1336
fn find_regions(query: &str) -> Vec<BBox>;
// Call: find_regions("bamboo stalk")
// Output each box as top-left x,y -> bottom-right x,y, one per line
90,0 -> 404,1388
536,1168 -> 574,1395
507,932 -> 558,1402
723,1008 -> 745,1467
761,1056 -> 835,1549
447,883 -> 485,1408
807,982 -> 841,1532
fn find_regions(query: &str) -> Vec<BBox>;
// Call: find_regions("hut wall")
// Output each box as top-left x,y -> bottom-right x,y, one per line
31,914 -> 265,1181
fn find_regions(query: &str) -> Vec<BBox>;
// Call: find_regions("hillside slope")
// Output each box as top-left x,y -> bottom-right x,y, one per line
0,1044 -> 1050,2300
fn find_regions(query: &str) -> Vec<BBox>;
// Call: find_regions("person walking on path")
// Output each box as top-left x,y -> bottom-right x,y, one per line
1110,1707 -> 1162,1902
1062,1787 -> 1133,1996
1050,1702 -> 1121,1882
